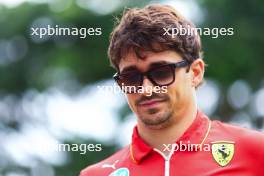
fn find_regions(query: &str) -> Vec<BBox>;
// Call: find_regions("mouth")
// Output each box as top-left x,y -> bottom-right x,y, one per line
138,98 -> 166,108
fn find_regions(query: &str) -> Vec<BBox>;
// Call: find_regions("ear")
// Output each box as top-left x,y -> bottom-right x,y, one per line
190,58 -> 205,88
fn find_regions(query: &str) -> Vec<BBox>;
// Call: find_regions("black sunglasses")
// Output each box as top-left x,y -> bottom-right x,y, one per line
113,60 -> 190,92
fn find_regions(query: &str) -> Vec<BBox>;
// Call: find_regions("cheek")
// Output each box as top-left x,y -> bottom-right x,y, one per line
126,94 -> 138,111
167,73 -> 191,104
166,84 -> 179,105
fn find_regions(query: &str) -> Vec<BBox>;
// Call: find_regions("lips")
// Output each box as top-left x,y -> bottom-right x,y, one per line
138,98 -> 165,108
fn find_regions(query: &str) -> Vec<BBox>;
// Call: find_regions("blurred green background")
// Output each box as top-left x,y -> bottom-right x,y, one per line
0,0 -> 263,175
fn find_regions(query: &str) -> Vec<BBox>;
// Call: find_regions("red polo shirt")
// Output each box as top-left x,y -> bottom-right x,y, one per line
80,111 -> 264,176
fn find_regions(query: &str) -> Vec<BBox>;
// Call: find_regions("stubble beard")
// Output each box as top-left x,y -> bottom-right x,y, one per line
138,106 -> 173,129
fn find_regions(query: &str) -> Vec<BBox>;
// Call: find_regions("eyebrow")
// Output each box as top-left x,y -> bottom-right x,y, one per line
148,61 -> 172,69
120,66 -> 138,74
121,61 -> 172,74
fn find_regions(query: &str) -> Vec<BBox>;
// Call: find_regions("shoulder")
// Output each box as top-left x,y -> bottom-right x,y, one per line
211,120 -> 264,155
80,145 -> 130,176
211,120 -> 264,142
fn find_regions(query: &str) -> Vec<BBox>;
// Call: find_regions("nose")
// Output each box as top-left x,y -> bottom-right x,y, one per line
140,76 -> 154,96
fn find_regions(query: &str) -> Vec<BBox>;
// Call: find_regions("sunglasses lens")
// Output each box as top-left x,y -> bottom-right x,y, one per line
116,72 -> 142,93
114,63 -> 178,93
149,65 -> 174,86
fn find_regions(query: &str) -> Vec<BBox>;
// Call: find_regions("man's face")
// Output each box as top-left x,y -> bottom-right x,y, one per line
118,50 -> 203,129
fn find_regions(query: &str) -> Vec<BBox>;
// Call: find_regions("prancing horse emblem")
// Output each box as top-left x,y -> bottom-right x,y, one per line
211,141 -> 235,167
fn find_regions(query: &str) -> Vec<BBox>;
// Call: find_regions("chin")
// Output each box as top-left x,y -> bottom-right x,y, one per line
139,109 -> 172,128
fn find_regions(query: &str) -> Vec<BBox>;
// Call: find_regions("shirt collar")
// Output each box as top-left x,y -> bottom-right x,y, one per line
130,110 -> 211,164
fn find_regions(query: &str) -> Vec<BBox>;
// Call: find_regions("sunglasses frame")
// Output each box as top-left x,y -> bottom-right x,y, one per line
113,60 -> 190,88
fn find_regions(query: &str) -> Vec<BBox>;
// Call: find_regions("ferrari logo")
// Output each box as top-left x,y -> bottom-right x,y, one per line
211,141 -> 235,167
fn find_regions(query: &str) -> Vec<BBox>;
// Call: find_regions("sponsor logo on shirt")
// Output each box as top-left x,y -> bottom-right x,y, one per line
109,168 -> 129,176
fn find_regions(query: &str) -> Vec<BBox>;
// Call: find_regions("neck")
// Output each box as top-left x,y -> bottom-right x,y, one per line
137,105 -> 197,155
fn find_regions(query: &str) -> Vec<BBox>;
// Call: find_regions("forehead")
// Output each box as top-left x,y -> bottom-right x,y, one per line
119,50 -> 183,73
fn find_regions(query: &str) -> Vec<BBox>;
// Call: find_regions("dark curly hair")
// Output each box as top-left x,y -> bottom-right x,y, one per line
108,4 -> 202,71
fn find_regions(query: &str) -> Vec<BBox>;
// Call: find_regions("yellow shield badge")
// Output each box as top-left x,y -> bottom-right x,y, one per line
211,141 -> 235,167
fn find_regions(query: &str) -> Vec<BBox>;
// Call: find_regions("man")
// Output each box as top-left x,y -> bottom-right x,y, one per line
80,4 -> 264,176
